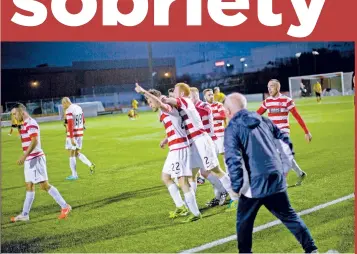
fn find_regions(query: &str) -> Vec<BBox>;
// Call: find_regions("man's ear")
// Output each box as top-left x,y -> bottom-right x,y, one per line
225,108 -> 231,119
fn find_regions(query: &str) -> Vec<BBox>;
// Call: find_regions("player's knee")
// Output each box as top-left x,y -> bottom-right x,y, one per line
161,173 -> 172,185
39,182 -> 51,191
179,179 -> 190,192
192,168 -> 199,179
211,166 -> 223,176
25,183 -> 34,191
200,170 -> 210,178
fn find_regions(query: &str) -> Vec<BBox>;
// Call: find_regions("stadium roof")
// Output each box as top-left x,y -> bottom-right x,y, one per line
2,57 -> 176,74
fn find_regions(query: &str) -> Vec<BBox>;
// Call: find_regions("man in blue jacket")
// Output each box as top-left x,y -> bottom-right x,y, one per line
224,93 -> 318,253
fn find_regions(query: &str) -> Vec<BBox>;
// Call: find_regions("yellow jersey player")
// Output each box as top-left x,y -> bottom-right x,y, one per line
127,109 -> 137,120
8,108 -> 23,136
313,82 -> 322,103
131,99 -> 139,118
213,87 -> 226,103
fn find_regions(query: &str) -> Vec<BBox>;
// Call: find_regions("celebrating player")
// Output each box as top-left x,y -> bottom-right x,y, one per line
203,89 -> 227,166
189,87 -> 229,207
257,79 -> 312,186
62,97 -> 95,180
135,84 -> 201,222
10,103 -> 71,222
162,83 -> 238,209
168,88 -> 175,98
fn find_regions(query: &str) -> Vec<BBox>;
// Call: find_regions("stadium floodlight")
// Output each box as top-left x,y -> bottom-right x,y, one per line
295,52 -> 302,58
312,51 -> 319,55
244,64 -> 248,67
31,81 -> 39,88
240,58 -> 246,62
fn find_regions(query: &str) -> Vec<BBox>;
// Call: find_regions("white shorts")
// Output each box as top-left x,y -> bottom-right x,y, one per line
214,136 -> 225,155
276,139 -> 293,174
162,147 -> 192,178
65,137 -> 83,150
190,134 -> 219,171
24,156 -> 48,184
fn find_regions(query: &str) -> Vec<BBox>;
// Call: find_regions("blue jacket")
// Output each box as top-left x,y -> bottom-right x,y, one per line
224,109 -> 294,198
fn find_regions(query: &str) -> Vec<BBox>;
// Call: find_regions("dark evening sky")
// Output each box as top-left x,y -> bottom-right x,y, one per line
1,42 -> 275,69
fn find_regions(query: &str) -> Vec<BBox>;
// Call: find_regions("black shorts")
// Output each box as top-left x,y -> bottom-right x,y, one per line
315,92 -> 321,97
11,124 -> 17,128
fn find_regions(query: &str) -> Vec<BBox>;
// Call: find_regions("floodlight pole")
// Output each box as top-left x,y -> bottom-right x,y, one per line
147,42 -> 154,89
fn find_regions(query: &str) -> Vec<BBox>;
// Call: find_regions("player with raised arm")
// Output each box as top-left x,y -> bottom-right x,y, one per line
203,89 -> 227,167
189,87 -> 229,207
62,97 -> 95,180
162,83 -> 239,210
168,88 -> 175,99
135,84 -> 201,222
10,103 -> 71,222
257,79 -> 312,186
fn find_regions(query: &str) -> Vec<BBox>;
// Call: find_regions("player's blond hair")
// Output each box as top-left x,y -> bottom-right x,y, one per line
269,79 -> 281,91
214,87 -> 220,92
190,87 -> 199,93
175,83 -> 191,97
203,88 -> 213,95
62,97 -> 72,104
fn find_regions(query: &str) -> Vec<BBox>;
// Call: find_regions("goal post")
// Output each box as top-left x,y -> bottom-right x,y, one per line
288,72 -> 354,99
57,101 -> 105,119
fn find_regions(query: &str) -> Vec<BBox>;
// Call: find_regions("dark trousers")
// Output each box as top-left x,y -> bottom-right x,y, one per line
236,191 -> 317,253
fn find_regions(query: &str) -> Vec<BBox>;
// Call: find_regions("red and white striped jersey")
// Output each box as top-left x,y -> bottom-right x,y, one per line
65,104 -> 84,138
159,108 -> 189,151
195,100 -> 217,141
20,117 -> 44,161
176,97 -> 206,143
259,94 -> 295,134
210,102 -> 226,137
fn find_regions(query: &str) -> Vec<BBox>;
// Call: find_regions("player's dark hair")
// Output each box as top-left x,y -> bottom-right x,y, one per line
167,88 -> 174,93
12,103 -> 27,111
203,88 -> 213,95
148,89 -> 162,98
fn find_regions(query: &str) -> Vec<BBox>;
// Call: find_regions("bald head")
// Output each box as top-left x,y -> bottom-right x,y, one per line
224,93 -> 247,120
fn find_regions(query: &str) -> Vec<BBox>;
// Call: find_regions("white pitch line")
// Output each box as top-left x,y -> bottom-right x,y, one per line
180,193 -> 355,253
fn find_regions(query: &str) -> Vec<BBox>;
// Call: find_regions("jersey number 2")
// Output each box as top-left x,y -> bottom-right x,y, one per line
171,162 -> 180,174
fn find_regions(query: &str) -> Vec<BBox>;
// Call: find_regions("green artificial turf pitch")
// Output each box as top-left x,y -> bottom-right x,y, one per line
1,96 -> 354,253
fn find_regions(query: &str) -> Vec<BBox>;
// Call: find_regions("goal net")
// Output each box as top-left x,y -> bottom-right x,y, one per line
57,101 -> 105,119
288,72 -> 354,99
